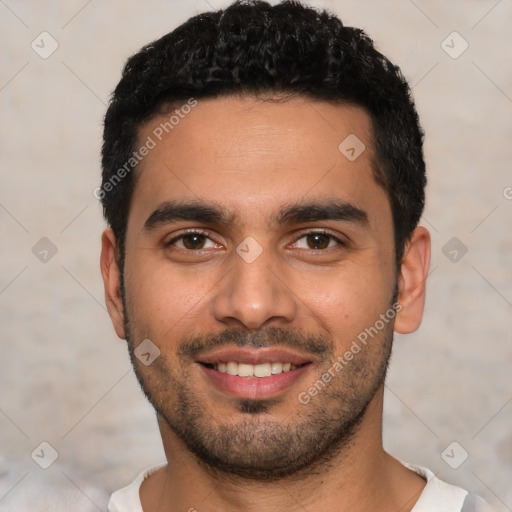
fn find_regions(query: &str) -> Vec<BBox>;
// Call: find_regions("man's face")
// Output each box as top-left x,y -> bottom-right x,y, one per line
116,97 -> 398,479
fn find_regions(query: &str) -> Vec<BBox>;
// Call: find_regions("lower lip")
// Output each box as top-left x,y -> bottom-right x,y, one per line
199,364 -> 311,400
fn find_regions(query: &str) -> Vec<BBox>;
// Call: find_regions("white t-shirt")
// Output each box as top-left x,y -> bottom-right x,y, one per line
108,461 -> 493,512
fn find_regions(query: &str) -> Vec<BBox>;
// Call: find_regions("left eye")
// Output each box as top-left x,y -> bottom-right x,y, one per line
170,233 -> 219,250
294,233 -> 340,250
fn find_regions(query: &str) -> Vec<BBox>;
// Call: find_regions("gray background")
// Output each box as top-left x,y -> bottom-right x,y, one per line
1,0 -> 511,510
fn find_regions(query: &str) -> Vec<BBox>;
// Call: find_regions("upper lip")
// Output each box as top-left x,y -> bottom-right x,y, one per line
197,347 -> 313,366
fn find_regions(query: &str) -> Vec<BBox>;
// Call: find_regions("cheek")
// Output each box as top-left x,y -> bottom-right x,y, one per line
295,262 -> 394,341
124,259 -> 215,339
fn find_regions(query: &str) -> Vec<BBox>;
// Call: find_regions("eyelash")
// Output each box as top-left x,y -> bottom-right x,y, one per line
164,229 -> 345,252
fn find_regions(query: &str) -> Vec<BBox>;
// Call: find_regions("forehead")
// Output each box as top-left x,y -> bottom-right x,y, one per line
128,96 -> 389,231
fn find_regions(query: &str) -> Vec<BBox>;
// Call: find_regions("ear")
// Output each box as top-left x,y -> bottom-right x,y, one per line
394,226 -> 431,334
100,227 -> 126,339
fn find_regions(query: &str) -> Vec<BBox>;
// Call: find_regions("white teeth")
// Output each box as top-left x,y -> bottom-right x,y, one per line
271,362 -> 283,374
237,363 -> 254,377
254,363 -> 272,377
226,362 -> 238,375
214,361 -> 300,377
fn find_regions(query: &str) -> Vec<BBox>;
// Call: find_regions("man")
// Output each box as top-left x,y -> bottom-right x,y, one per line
98,1 -> 491,510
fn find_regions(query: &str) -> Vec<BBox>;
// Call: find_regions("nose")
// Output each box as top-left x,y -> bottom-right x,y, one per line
211,245 -> 297,330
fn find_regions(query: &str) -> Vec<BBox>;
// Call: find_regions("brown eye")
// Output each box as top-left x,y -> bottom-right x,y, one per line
305,233 -> 330,250
182,234 -> 206,249
168,232 -> 218,250
293,232 -> 342,251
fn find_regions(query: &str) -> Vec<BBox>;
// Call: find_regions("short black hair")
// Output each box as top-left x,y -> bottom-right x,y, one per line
100,0 -> 426,273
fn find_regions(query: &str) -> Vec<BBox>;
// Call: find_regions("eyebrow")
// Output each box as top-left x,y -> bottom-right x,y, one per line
143,198 -> 369,232
144,201 -> 233,231
276,199 -> 369,227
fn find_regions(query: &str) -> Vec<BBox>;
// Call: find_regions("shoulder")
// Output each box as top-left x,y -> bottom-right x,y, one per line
108,463 -> 167,512
402,461 -> 494,512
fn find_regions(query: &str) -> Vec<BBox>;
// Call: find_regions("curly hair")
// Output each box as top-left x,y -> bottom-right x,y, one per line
101,0 -> 426,273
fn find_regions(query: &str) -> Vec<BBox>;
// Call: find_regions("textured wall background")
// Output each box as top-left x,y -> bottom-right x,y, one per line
1,0 -> 511,510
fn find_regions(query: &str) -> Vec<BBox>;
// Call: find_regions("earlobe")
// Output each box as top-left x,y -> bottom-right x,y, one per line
394,226 -> 431,335
100,228 -> 127,340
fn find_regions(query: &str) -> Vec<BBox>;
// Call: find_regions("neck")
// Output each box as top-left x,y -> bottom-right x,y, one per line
140,386 -> 426,512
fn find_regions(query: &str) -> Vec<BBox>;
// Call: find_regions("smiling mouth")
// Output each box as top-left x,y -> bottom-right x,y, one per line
200,361 -> 310,378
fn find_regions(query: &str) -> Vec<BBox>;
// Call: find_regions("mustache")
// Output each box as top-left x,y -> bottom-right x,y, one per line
178,327 -> 333,360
